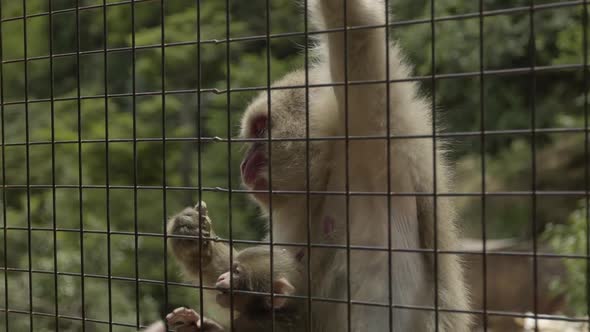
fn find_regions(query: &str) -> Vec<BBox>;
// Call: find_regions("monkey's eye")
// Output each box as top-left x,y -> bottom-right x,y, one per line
249,115 -> 268,138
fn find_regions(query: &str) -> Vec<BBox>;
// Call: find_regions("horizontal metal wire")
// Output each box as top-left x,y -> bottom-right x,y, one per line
0,0 -> 584,45
0,184 -> 586,198
1,228 -> 587,259
0,63 -> 586,108
0,126 -> 587,148
1,288 -> 589,324
0,307 -> 142,329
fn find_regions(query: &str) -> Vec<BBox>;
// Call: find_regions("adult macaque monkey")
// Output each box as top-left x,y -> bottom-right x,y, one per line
239,0 -> 471,330
163,0 -> 471,330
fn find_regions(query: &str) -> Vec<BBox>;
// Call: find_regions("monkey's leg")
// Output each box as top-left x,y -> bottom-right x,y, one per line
166,307 -> 225,332
167,201 -> 237,285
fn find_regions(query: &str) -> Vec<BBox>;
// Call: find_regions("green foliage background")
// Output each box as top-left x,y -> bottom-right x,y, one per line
0,0 -> 588,330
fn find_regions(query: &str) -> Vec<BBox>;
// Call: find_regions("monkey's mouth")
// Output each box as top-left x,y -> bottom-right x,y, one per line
240,145 -> 268,190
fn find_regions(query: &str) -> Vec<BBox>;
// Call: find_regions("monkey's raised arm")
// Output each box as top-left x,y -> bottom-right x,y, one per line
311,0 -> 388,134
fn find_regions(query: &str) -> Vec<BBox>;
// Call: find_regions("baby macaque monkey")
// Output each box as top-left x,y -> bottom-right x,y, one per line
215,246 -> 303,326
163,247 -> 305,332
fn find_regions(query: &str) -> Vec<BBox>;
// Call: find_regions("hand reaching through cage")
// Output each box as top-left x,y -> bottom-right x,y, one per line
166,307 -> 224,332
167,201 -> 213,264
140,307 -> 224,332
167,201 -> 237,287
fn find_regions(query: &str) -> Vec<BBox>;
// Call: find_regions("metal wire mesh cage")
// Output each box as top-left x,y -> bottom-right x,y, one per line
0,0 -> 588,331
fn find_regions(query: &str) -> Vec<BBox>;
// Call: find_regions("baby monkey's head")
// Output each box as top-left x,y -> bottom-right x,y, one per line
215,246 -> 299,315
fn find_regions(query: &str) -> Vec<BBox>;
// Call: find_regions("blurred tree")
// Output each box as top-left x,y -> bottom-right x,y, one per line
542,202 -> 589,317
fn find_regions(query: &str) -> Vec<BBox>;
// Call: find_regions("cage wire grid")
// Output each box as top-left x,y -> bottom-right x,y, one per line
0,0 -> 587,331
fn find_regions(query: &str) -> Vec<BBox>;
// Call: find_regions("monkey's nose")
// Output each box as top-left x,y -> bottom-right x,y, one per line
215,274 -> 226,288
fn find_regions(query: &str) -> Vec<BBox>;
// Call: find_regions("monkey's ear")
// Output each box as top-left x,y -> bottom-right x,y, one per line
266,277 -> 295,310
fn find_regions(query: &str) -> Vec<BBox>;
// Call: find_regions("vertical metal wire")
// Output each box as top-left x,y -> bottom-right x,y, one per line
264,0 -> 275,331
303,0 -> 312,330
48,1 -> 59,330
528,2 -> 539,331
224,0 -> 235,330
159,0 -> 169,316
130,0 -> 140,328
342,0 -> 352,331
196,0 -> 205,327
102,2 -> 113,331
75,1 -> 86,330
430,0 -> 440,332
583,0 -> 589,326
430,0 -> 440,330
0,1 -> 7,330
478,0 -> 488,330
22,0 -> 33,329
75,0 -> 86,331
383,0 -> 393,330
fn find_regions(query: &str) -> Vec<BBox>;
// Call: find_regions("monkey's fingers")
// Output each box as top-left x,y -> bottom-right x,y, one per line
169,208 -> 212,237
188,205 -> 213,234
166,307 -> 200,328
194,201 -> 208,217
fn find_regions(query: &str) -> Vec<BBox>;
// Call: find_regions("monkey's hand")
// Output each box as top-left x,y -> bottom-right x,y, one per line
166,307 -> 225,332
168,201 -> 236,284
168,201 -> 215,267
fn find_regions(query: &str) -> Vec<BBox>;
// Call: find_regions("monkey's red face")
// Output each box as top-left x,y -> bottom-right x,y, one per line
240,85 -> 330,207
240,114 -> 270,200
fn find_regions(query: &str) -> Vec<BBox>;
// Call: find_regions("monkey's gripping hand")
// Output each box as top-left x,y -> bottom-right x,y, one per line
166,307 -> 225,332
168,201 -> 215,265
167,202 -> 236,284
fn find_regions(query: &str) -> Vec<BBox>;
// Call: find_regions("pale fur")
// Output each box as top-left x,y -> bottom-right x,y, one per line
238,0 -> 471,331
165,0 -> 471,331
